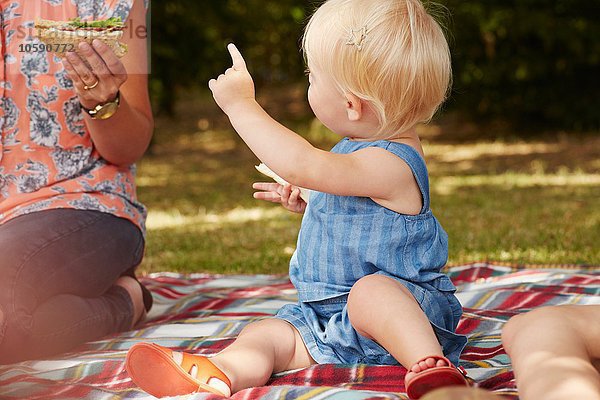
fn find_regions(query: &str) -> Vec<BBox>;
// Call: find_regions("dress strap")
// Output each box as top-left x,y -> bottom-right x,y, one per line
377,141 -> 431,213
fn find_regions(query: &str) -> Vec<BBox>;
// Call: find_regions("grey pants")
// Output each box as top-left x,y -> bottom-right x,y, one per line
0,209 -> 145,364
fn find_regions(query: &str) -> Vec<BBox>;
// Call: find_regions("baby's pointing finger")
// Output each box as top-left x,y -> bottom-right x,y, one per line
227,43 -> 247,71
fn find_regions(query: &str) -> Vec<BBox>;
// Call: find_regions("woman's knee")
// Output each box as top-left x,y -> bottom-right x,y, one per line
501,313 -> 526,354
502,306 -> 572,354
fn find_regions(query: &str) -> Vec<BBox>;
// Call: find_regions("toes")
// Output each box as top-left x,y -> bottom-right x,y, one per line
409,357 -> 450,376
407,357 -> 452,384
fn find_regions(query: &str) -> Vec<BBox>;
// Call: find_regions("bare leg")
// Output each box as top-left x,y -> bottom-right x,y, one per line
127,318 -> 315,397
347,274 -> 447,381
209,318 -> 315,393
502,305 -> 600,400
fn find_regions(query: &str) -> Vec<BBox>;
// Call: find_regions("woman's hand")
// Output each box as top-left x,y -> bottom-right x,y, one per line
62,40 -> 127,110
208,43 -> 256,114
253,182 -> 307,214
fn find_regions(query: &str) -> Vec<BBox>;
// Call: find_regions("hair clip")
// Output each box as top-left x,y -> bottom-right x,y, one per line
346,26 -> 368,51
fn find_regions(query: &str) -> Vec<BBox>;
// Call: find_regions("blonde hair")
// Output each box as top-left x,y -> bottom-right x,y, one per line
303,0 -> 451,138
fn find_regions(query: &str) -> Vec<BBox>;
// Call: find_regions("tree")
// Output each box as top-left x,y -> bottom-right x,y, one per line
149,0 -> 600,131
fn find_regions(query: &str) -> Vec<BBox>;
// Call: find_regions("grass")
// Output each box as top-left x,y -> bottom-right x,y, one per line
136,91 -> 600,274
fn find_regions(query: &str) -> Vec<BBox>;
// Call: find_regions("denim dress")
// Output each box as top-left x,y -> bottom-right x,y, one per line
275,138 -> 468,366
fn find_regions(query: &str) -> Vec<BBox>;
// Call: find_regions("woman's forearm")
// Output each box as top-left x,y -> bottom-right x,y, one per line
85,96 -> 153,166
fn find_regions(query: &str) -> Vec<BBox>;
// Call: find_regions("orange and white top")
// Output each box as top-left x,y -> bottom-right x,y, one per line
0,0 -> 147,232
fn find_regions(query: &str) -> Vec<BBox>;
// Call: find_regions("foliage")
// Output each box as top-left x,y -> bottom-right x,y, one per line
440,0 -> 600,131
149,0 -> 600,131
136,113 -> 600,274
149,0 -> 310,114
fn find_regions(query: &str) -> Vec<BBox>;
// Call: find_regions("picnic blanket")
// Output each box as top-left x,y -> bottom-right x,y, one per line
0,262 -> 598,399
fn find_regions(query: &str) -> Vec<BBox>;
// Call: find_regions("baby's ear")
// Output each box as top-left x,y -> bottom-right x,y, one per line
345,93 -> 362,122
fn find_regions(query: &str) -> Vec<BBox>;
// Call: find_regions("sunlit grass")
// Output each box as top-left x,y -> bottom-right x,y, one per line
434,172 -> 599,195
427,141 -> 562,162
137,110 -> 600,274
146,207 -> 289,230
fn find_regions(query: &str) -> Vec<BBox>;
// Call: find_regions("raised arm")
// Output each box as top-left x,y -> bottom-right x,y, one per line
209,44 -> 421,213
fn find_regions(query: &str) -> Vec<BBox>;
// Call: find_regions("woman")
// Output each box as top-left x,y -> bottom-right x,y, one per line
0,0 -> 152,363
502,305 -> 600,400
421,305 -> 600,399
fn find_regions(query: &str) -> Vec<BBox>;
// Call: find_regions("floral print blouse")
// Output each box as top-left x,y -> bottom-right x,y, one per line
0,0 -> 148,232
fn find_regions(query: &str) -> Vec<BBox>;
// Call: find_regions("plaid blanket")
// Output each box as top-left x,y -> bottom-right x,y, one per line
0,262 -> 598,399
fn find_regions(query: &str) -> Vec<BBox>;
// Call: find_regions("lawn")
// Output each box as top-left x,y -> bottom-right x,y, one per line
136,91 -> 600,274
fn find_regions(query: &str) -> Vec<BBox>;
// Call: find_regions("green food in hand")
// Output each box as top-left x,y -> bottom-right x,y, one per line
67,17 -> 124,28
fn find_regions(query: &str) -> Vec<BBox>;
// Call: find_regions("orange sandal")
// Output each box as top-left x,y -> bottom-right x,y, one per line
405,355 -> 470,400
126,342 -> 231,398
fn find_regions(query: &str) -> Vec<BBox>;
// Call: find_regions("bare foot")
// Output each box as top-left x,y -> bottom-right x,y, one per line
115,276 -> 144,328
405,356 -> 448,382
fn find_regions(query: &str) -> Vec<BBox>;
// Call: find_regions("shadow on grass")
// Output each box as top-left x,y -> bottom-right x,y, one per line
435,184 -> 598,267
137,93 -> 599,274
143,217 -> 301,275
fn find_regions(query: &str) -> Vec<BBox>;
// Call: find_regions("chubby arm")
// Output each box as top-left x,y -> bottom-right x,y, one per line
225,99 -> 408,198
63,0 -> 153,166
209,45 -> 420,212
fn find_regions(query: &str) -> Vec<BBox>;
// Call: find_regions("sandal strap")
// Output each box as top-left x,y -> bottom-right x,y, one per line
410,355 -> 474,386
457,366 -> 476,385
179,352 -> 231,389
